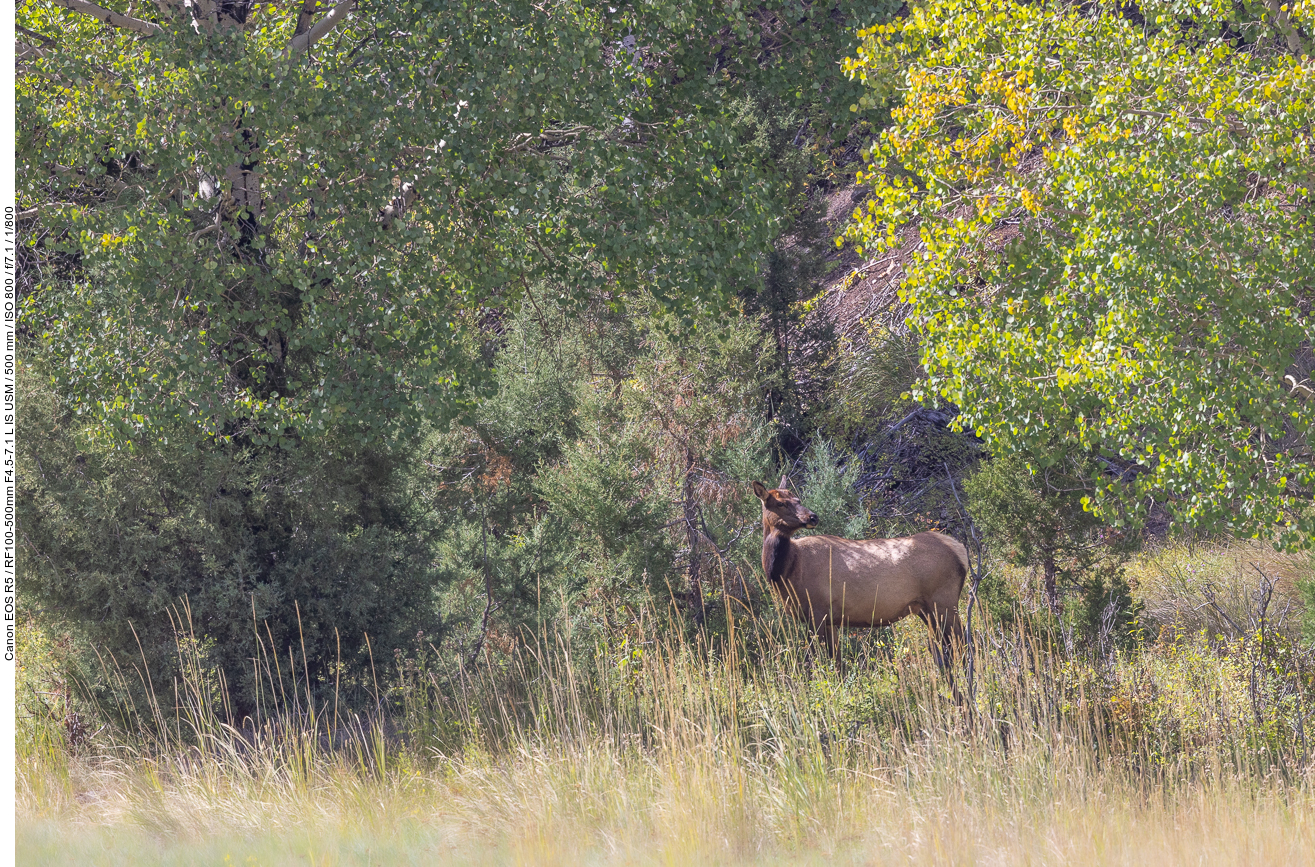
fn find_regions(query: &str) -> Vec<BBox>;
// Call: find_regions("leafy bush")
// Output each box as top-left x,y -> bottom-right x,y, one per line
818,325 -> 921,442
972,569 -> 1021,629
416,300 -> 781,664
1076,565 -> 1143,654
18,368 -> 445,717
795,438 -> 868,540
964,453 -> 1114,611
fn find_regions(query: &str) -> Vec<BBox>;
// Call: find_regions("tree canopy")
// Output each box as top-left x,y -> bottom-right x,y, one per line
19,0 -> 887,446
844,0 -> 1315,542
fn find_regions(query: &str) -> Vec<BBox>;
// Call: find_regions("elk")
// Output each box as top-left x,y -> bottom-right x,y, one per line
752,480 -> 969,665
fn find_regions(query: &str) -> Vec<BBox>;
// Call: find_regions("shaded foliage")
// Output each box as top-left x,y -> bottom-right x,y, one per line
17,368 -> 443,715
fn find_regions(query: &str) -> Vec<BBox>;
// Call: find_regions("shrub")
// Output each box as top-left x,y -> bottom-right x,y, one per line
794,438 -> 867,540
1128,541 -> 1309,643
18,367 -> 445,718
964,452 -> 1123,614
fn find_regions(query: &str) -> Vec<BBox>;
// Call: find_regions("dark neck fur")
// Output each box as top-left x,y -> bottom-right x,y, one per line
762,529 -> 793,583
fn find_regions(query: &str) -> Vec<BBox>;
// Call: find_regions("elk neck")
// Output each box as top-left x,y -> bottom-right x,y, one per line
761,515 -> 797,584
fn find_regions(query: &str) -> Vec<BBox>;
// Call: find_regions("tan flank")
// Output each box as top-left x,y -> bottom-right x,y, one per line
751,480 -> 969,663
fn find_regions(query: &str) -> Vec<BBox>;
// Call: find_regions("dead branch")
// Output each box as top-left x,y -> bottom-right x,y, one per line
286,0 -> 356,57
49,0 -> 163,35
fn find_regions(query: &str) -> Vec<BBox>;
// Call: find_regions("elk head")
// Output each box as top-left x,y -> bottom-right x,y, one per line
751,480 -> 819,534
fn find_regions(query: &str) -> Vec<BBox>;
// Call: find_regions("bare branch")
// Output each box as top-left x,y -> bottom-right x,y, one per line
50,164 -> 131,195
1286,374 -> 1315,400
17,24 -> 59,47
1263,0 -> 1311,57
292,0 -> 321,36
465,498 -> 499,670
49,0 -> 163,35
379,181 -> 417,229
285,0 -> 356,57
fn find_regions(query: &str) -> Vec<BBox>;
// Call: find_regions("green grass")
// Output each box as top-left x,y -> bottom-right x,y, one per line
17,541 -> 1315,865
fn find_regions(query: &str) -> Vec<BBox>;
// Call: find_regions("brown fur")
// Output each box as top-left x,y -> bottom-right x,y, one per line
751,481 -> 969,665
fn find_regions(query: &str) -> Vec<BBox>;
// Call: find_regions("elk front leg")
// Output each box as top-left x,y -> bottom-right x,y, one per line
810,616 -> 842,667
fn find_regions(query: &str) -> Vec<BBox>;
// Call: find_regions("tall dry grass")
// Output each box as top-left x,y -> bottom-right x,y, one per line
16,553 -> 1315,866
1127,539 -> 1309,641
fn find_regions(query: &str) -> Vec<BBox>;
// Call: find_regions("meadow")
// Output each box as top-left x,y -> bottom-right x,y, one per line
17,2 -> 1315,864
16,541 -> 1315,866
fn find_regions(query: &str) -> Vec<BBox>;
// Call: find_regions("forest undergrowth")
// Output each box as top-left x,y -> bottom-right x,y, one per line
16,542 -> 1315,866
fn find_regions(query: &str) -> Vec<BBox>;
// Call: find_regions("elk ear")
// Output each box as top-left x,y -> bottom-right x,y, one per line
751,481 -> 768,500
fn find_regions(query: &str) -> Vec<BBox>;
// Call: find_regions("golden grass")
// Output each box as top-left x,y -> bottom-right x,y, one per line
1127,539 -> 1310,640
16,542 -> 1315,865
18,728 -> 1315,865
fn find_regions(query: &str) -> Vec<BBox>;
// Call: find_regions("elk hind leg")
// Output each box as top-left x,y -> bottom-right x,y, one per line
919,606 -> 963,671
917,607 -> 965,705
938,606 -> 965,665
